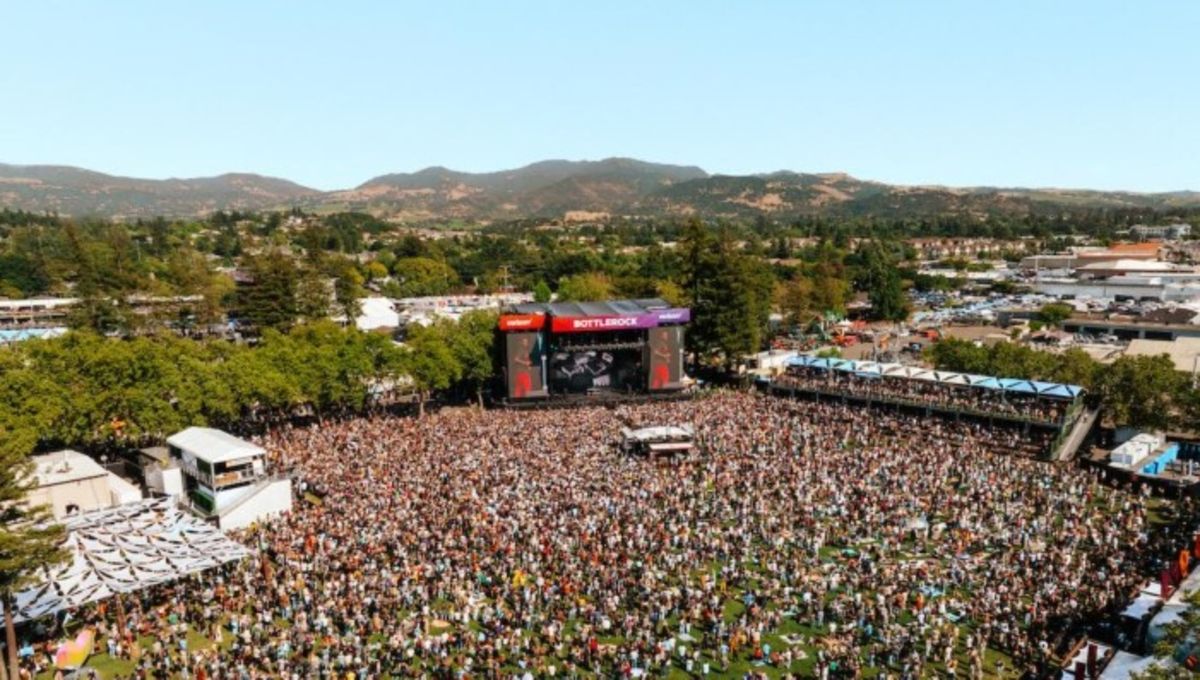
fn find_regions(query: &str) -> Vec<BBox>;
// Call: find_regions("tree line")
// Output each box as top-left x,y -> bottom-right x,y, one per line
927,338 -> 1196,431
0,313 -> 500,458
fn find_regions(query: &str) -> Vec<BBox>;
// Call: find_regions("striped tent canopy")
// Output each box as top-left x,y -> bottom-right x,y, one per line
785,356 -> 1083,399
3,498 -> 252,623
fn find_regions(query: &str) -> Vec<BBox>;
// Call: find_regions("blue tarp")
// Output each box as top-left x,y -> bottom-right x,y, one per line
996,378 -> 1037,394
0,327 -> 66,343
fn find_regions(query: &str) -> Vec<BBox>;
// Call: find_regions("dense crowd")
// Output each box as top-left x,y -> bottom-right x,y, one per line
29,391 -> 1182,679
776,368 -> 1070,425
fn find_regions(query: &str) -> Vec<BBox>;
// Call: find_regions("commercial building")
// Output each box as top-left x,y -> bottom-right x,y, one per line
1124,337 -> 1200,373
1074,260 -> 1187,279
1132,223 -> 1191,240
1019,254 -> 1077,272
1062,317 -> 1200,341
1033,276 -> 1200,303
1074,242 -> 1163,265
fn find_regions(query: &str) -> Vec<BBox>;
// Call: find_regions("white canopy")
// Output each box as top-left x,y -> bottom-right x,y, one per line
5,498 -> 252,623
621,425 -> 695,443
167,427 -> 264,464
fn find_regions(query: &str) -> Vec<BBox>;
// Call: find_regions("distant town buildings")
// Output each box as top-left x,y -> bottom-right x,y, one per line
1131,223 -> 1191,240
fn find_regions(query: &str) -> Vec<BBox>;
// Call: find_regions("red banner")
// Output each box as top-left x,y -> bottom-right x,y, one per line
498,314 -> 546,331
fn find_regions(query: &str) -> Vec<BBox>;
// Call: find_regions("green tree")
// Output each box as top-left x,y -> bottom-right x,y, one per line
926,337 -> 992,375
555,272 -> 614,302
364,260 -> 389,282
295,266 -> 331,322
237,251 -> 299,331
654,280 -> 688,308
447,310 -> 499,407
330,260 -> 365,323
1096,354 -> 1187,430
859,242 -> 909,322
777,275 -> 815,326
681,223 -> 774,368
532,280 -> 552,303
404,323 -> 461,416
0,430 -> 68,679
1050,347 -> 1099,389
1038,302 -> 1074,327
389,257 -> 459,297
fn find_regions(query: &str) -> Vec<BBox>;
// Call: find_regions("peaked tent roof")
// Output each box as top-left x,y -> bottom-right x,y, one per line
4,498 -> 252,623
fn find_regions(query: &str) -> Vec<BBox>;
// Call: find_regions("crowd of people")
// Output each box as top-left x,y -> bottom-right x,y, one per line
776,368 -> 1071,425
26,390 -> 1189,679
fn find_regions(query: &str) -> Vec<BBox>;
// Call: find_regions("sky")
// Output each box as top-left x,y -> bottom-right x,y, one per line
2,1 -> 1197,192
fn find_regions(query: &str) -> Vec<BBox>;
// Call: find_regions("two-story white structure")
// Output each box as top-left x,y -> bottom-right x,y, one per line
166,427 -> 292,530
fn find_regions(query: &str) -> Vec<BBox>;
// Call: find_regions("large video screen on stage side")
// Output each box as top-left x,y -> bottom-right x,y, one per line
646,325 -> 685,391
548,348 -> 643,394
504,332 -> 547,399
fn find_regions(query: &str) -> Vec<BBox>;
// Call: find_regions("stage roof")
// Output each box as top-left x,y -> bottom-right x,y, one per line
786,356 -> 1084,399
511,298 -> 672,317
4,498 -> 252,623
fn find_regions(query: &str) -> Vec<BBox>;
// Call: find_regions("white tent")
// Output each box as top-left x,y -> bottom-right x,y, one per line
4,498 -> 252,623
355,296 -> 400,331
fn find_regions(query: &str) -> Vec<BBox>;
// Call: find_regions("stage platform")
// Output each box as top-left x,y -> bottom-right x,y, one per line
496,388 -> 695,410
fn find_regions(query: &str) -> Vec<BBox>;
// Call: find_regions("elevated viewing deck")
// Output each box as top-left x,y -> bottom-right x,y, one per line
766,356 -> 1087,458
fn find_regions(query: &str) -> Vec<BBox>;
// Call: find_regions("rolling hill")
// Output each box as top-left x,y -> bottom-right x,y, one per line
0,164 -> 319,218
1,158 -> 1197,220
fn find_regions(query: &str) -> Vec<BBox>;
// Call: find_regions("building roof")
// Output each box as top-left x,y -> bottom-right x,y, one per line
166,427 -> 264,464
0,297 -> 78,310
1108,242 -> 1164,254
0,328 -> 68,344
1124,337 -> 1200,372
1140,307 -> 1200,325
31,450 -> 107,486
1077,259 -> 1176,272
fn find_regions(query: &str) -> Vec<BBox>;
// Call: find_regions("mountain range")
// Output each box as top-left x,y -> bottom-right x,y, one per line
2,158 -> 1198,221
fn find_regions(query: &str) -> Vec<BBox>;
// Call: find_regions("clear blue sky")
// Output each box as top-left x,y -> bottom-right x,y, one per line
3,1 -> 1197,192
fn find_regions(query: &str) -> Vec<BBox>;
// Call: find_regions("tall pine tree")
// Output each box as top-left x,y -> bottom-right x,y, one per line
0,427 -> 67,679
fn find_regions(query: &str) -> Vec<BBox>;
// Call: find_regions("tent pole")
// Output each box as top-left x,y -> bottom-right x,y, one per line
115,594 -> 128,642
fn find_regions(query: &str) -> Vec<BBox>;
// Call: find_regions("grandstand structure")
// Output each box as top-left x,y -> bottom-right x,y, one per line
766,356 -> 1093,459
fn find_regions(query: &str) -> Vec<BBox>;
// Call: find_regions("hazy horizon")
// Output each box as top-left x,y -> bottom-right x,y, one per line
4,1 -> 1198,192
5,156 -> 1200,196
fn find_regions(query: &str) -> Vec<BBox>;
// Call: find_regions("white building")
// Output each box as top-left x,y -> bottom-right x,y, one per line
1132,223 -> 1191,240
166,427 -> 292,530
354,296 -> 401,331
1032,276 -> 1200,302
394,293 -> 534,324
28,450 -> 143,519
